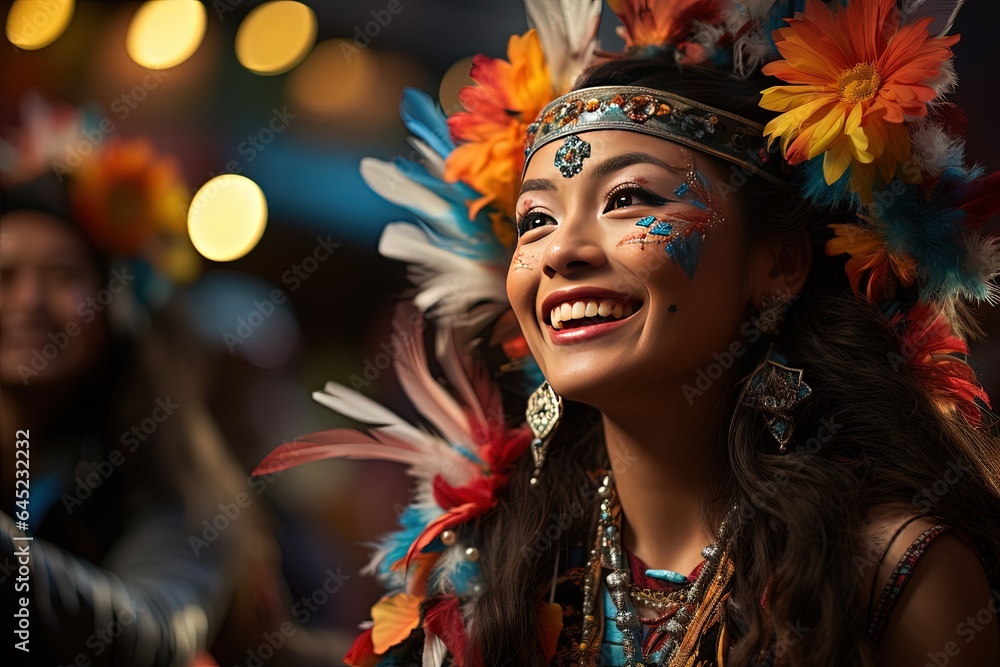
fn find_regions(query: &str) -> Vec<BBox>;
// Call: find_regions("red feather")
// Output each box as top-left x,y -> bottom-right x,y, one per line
251,428 -> 426,477
928,102 -> 968,138
958,170 -> 1000,228
424,596 -> 468,667
343,628 -> 379,667
897,304 -> 990,425
399,502 -> 482,571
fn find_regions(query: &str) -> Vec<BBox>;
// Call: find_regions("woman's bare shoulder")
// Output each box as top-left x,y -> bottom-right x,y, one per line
857,505 -> 999,667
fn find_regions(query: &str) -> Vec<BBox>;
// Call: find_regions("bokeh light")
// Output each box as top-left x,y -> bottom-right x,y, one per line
126,0 -> 206,70
5,0 -> 74,50
285,39 -> 376,119
235,1 -> 317,76
438,57 -> 474,116
187,174 -> 268,262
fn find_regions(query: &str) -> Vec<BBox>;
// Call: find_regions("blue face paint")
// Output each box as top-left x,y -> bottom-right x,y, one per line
615,151 -> 724,279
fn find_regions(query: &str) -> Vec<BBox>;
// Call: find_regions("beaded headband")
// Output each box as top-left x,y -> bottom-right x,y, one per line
523,85 -> 789,186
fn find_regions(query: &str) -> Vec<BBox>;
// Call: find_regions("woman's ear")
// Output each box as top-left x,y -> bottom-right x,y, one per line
748,237 -> 812,306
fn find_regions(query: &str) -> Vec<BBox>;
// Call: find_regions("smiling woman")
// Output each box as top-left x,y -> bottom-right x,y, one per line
254,1 -> 1000,666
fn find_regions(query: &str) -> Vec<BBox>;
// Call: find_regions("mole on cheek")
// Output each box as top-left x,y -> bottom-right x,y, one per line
669,304 -> 677,313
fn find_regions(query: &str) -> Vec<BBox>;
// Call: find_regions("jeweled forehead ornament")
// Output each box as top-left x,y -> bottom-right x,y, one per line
554,134 -> 591,177
523,85 -> 789,186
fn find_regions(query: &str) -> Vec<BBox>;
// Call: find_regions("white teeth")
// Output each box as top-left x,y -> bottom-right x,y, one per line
549,298 -> 639,329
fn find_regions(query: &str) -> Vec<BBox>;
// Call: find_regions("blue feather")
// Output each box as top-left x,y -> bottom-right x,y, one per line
877,169 -> 989,300
382,154 -> 505,261
428,555 -> 483,596
400,88 -> 454,158
377,504 -> 444,581
797,158 -> 858,209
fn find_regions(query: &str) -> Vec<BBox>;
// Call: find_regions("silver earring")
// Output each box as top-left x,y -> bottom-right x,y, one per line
526,380 -> 563,485
756,293 -> 788,335
741,343 -> 812,452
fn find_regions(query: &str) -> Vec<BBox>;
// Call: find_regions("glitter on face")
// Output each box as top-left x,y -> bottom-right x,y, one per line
615,149 -> 724,279
512,249 -> 535,270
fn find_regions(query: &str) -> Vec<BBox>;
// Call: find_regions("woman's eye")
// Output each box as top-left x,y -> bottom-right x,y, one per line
516,211 -> 554,237
604,186 -> 668,213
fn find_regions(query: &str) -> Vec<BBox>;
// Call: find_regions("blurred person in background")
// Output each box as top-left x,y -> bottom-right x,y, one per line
0,97 -> 343,666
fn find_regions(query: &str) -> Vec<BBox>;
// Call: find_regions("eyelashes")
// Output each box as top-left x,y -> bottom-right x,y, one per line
515,183 -> 675,238
603,183 -> 670,213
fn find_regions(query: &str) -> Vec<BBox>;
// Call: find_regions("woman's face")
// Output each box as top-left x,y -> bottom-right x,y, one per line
506,130 -> 774,408
0,210 -> 108,387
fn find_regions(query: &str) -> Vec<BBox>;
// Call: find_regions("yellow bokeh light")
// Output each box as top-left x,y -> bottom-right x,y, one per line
126,0 -> 206,70
439,57 -> 475,116
187,175 -> 268,262
236,1 -> 317,76
6,0 -> 74,50
286,39 -> 376,118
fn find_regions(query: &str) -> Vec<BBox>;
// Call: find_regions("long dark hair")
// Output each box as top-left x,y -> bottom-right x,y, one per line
467,54 -> 1000,666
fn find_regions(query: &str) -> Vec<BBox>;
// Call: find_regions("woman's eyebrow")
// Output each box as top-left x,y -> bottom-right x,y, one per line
518,178 -> 556,197
518,151 -> 681,198
589,152 -> 679,181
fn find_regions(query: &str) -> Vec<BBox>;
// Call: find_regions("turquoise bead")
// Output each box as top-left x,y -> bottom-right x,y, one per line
645,568 -> 688,584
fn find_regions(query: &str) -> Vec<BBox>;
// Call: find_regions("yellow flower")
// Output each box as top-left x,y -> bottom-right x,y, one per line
759,0 -> 959,200
445,29 -> 554,244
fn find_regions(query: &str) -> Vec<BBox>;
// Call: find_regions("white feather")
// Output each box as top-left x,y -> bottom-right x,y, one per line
962,231 -> 1000,305
680,20 -> 727,64
925,59 -> 958,100
432,325 -> 499,433
389,306 -> 474,448
524,0 -> 602,91
900,0 -> 965,36
422,632 -> 448,667
429,546 -> 469,595
360,158 -> 454,224
725,1 -> 781,77
314,381 -> 409,427
909,119 -> 966,177
309,381 -> 479,488
406,137 -> 446,179
378,223 -> 509,316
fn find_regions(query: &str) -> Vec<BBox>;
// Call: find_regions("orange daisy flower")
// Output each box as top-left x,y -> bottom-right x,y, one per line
445,29 -> 554,245
759,0 -> 959,201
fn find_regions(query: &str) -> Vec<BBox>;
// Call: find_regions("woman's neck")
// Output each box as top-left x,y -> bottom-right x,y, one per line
599,377 -> 726,576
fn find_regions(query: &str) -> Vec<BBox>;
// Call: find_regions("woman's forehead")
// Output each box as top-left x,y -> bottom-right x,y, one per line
520,130 -> 724,192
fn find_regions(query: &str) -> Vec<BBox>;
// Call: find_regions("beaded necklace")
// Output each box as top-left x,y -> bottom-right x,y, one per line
577,471 -> 736,667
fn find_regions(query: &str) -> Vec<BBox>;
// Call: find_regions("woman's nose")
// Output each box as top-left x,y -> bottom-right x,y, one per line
3,270 -> 45,311
540,216 -> 607,279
